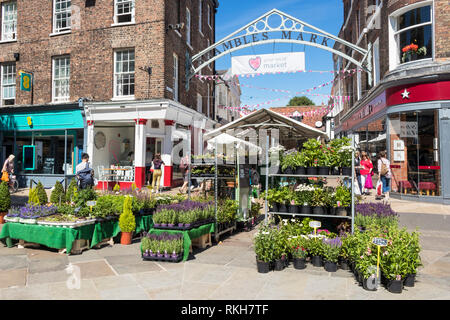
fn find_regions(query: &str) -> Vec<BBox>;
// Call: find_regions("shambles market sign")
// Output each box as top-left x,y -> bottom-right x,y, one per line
231,52 -> 305,75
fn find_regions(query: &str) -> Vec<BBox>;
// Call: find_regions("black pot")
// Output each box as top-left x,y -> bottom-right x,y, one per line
362,276 -> 378,291
324,261 -> 338,272
339,258 -> 350,270
328,207 -> 336,216
256,260 -> 271,274
278,203 -> 288,213
301,205 -> 311,214
270,203 -> 279,213
341,167 -> 352,176
313,206 -> 324,215
293,258 -> 306,270
288,205 -> 299,214
282,256 -> 289,267
295,167 -> 306,175
331,167 -> 340,175
274,259 -> 285,271
387,280 -> 403,294
403,274 -> 416,287
381,272 -> 389,286
282,167 -> 294,174
336,207 -> 348,216
311,255 -> 323,267
307,167 -> 318,175
318,166 -> 330,176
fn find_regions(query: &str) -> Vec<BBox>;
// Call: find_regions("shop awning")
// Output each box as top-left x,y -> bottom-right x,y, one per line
368,133 -> 386,143
206,133 -> 262,153
204,108 -> 328,141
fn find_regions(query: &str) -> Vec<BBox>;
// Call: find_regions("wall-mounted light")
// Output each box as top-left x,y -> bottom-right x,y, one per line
14,53 -> 20,61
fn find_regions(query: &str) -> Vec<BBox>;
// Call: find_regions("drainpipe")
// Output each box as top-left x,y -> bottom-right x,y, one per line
79,98 -> 88,154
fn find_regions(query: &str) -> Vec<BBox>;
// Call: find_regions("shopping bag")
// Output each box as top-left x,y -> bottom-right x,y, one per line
376,179 -> 383,196
1,171 -> 9,182
365,175 -> 373,189
354,178 -> 361,195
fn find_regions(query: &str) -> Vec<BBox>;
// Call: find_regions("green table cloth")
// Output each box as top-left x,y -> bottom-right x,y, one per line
0,215 -> 154,254
147,223 -> 215,261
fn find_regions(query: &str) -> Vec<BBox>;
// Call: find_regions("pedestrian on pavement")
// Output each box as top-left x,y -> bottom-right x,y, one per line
377,150 -> 391,200
145,148 -> 153,185
1,154 -> 15,183
76,153 -> 94,189
151,153 -> 165,193
360,151 -> 373,195
179,154 -> 190,193
354,150 -> 363,194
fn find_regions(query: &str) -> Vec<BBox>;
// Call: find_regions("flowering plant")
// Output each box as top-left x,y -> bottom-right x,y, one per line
141,232 -> 184,257
19,203 -> 57,219
401,43 -> 427,63
322,237 -> 342,263
254,224 -> 276,262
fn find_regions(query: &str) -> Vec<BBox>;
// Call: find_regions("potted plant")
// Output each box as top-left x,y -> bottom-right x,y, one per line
295,184 -> 314,214
401,43 -> 427,63
294,152 -> 306,175
302,139 -> 322,175
317,144 -> 331,175
403,230 -> 421,287
0,181 -> 11,224
281,150 -> 297,174
307,236 -> 324,267
119,196 -> 136,245
337,142 -> 353,176
50,181 -> 66,205
277,187 -> 290,213
287,189 -> 299,214
339,232 -> 351,270
254,226 -> 274,273
292,237 -> 308,270
322,237 -> 342,272
167,209 -> 177,228
310,188 -> 326,215
266,188 -> 279,212
334,186 -> 351,216
36,181 -> 48,205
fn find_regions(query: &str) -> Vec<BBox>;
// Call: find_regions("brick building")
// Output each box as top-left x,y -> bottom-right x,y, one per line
330,0 -> 450,203
0,0 -> 219,188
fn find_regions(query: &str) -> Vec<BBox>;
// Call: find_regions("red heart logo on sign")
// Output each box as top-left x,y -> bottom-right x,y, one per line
249,57 -> 261,71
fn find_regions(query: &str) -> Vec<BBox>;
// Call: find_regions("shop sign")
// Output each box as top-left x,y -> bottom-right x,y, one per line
342,92 -> 386,131
19,71 -> 33,92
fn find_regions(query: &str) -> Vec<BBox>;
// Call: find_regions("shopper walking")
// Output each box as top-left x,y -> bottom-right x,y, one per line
1,154 -> 15,183
354,151 -> 363,195
360,152 -> 373,195
151,153 -> 165,193
377,150 -> 391,200
76,153 -> 94,189
179,154 -> 190,194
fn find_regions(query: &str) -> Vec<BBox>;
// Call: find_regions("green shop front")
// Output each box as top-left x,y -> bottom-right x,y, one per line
0,105 -> 85,188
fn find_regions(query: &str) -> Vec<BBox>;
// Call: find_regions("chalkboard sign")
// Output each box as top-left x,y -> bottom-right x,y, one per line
43,158 -> 55,174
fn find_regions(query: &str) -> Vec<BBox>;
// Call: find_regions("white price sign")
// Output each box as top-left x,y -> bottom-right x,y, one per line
86,201 -> 97,207
372,237 -> 388,247
309,221 -> 321,228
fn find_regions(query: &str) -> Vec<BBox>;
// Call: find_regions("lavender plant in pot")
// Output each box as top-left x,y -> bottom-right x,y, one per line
322,237 -> 342,272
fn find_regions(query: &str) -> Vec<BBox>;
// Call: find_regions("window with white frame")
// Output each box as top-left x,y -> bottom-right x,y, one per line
198,0 -> 202,34
1,2 -> 17,41
1,63 -> 16,105
173,53 -> 179,101
356,70 -> 362,101
114,0 -> 135,24
373,38 -> 380,86
391,4 -> 432,66
197,93 -> 202,113
207,4 -> 211,28
186,8 -> 191,46
53,0 -> 71,33
52,56 -> 70,102
114,49 -> 135,97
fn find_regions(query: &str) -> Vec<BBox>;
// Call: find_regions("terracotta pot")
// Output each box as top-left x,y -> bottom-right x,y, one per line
120,232 -> 132,245
0,212 -> 6,224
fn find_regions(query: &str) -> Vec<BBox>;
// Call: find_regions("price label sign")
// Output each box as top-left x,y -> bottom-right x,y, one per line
86,201 -> 97,213
372,238 -> 388,247
309,221 -> 321,236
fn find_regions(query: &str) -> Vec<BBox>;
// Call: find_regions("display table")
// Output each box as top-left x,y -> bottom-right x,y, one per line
148,223 -> 215,261
0,215 -> 153,254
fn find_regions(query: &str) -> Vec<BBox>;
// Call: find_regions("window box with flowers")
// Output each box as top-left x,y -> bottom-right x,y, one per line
401,43 -> 427,63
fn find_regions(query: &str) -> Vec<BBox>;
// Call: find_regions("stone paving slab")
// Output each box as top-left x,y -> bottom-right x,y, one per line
0,255 -> 28,271
0,269 -> 27,289
74,260 -> 117,279
104,254 -> 163,275
27,269 -> 71,286
28,256 -> 69,274
48,279 -> 101,300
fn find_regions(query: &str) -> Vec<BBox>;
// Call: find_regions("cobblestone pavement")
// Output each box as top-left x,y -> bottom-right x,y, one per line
1,188 -> 449,300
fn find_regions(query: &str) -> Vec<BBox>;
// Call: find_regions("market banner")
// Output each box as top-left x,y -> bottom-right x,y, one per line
231,52 -> 305,76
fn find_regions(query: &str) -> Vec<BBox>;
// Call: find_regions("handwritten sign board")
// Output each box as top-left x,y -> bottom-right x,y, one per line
372,238 -> 388,247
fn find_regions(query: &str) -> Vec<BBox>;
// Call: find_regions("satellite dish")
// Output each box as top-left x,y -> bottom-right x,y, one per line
315,121 -> 323,128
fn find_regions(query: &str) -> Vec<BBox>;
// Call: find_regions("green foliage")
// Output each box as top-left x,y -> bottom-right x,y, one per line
288,96 -> 315,106
254,224 -> 276,262
50,181 -> 66,204
334,186 -> 351,207
310,188 -> 326,207
28,187 -> 40,205
36,182 -> 48,205
217,199 -> 238,224
306,237 -> 324,256
66,178 -> 78,203
0,181 -> 11,212
281,151 -> 300,171
119,196 -> 136,232
113,184 -> 121,192
301,139 -> 322,167
74,187 -> 97,208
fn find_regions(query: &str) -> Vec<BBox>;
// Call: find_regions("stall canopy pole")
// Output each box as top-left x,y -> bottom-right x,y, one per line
351,134 -> 355,234
64,129 -> 68,188
188,130 -> 192,200
265,134 -> 269,223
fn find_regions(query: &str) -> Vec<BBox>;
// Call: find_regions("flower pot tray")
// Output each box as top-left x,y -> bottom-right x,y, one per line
4,216 -> 20,223
36,219 -> 97,228
142,254 -> 183,263
153,220 -> 214,231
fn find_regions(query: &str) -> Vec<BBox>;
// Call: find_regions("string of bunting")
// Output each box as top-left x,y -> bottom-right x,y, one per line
239,102 -> 337,118
194,68 -> 361,81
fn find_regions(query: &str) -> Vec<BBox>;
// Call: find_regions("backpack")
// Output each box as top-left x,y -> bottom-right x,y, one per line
77,164 -> 94,188
380,159 -> 389,176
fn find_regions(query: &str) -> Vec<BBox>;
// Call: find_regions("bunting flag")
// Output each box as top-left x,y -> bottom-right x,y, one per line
194,68 -> 361,81
238,102 -> 337,118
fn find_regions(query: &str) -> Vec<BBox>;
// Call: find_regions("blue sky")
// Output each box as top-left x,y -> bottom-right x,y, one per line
213,0 -> 344,108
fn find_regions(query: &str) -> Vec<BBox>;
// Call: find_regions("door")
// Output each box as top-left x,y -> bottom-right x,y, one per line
155,138 -> 162,155
440,108 -> 450,199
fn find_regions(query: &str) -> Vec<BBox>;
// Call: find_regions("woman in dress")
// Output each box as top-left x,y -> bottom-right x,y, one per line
360,152 -> 373,195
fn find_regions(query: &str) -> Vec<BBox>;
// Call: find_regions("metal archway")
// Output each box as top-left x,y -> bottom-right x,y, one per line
188,8 -> 371,81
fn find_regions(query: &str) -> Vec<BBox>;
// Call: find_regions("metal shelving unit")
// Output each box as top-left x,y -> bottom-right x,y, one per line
264,136 -> 356,233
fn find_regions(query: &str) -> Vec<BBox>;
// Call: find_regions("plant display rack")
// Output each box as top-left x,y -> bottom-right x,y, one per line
263,136 -> 356,233
188,140 -> 238,242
